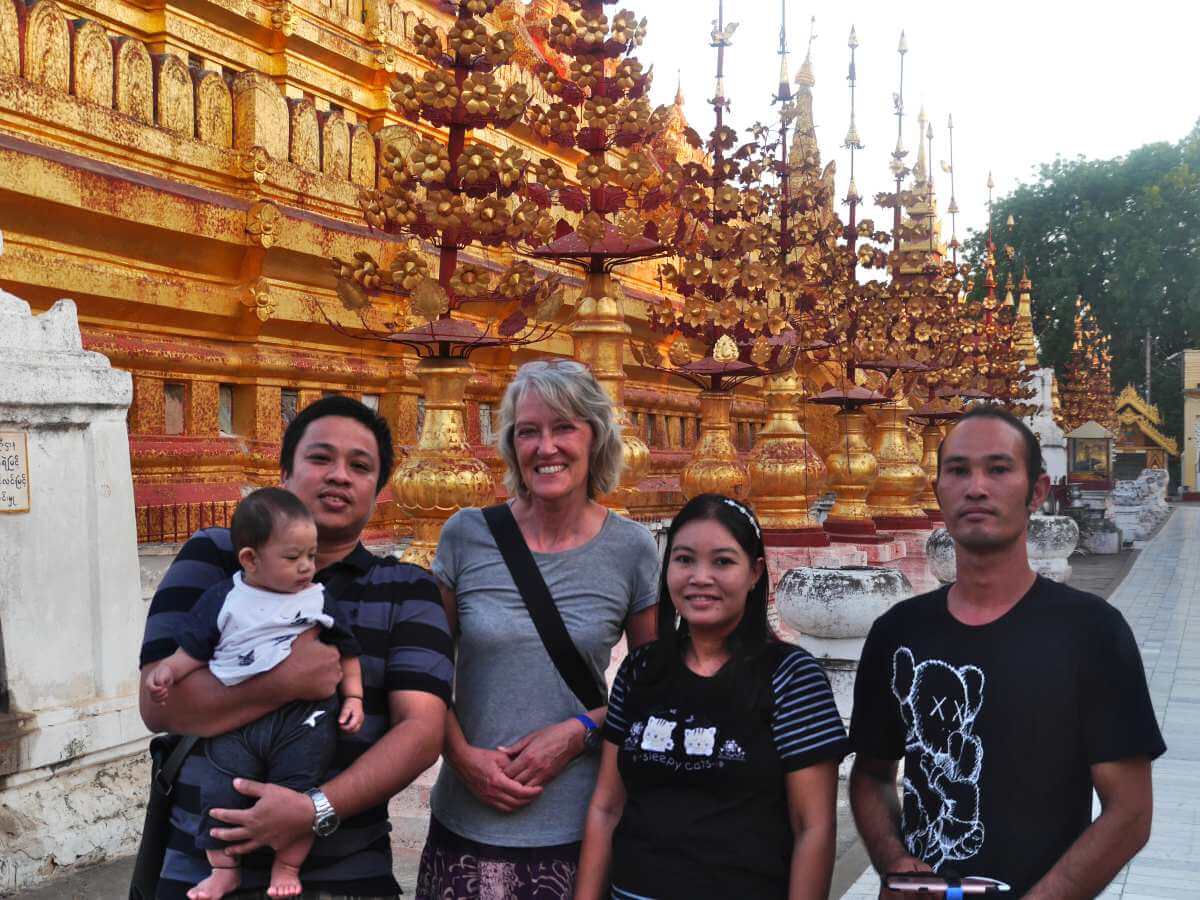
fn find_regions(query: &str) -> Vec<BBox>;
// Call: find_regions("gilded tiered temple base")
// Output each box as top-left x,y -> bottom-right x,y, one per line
823,408 -> 885,542
394,357 -> 495,569
866,400 -> 931,530
681,391 -> 749,501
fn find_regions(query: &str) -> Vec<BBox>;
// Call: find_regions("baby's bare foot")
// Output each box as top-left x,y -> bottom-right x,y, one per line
267,860 -> 303,898
186,866 -> 240,900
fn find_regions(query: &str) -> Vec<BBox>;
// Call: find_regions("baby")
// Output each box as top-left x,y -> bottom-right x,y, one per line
148,487 -> 364,900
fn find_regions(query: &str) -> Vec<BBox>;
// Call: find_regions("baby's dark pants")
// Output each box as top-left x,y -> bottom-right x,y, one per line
195,696 -> 339,851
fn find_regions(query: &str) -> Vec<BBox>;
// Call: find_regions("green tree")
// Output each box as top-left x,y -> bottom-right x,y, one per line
965,121 -> 1200,447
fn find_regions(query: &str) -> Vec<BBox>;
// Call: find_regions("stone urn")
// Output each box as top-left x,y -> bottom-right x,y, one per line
925,528 -> 957,584
774,565 -> 912,718
924,516 -> 1081,584
1027,514 -> 1080,580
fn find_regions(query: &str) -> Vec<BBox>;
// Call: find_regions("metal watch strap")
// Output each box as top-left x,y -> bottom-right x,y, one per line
306,787 -> 338,836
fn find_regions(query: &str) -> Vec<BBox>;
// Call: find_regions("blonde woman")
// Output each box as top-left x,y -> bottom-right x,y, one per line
416,359 -> 659,900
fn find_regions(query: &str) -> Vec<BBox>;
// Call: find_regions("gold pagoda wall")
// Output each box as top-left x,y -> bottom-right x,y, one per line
0,0 -> 767,539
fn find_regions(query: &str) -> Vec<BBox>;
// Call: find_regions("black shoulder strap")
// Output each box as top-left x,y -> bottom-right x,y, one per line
482,504 -> 606,711
154,734 -> 199,795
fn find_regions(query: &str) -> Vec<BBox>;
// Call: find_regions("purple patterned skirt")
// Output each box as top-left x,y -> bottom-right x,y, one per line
415,817 -> 580,900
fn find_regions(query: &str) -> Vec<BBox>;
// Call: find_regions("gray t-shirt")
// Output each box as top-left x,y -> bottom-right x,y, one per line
430,506 -> 660,846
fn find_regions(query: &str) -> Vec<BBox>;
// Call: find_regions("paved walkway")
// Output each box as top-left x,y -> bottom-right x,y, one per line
841,505 -> 1200,898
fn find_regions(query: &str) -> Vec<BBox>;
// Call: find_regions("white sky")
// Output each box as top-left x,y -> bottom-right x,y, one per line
639,0 -> 1200,241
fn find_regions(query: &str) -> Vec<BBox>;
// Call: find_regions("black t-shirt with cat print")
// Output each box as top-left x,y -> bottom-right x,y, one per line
602,641 -> 848,899
849,576 -> 1165,896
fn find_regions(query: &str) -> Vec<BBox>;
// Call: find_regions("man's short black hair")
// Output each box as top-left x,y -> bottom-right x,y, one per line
231,487 -> 313,554
280,395 -> 395,495
936,404 -> 1045,497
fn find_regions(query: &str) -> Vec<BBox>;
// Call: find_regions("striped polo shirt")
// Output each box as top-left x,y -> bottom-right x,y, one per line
140,527 -> 453,899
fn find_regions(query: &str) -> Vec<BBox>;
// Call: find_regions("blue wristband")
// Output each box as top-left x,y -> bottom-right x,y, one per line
574,714 -> 597,732
945,886 -> 964,900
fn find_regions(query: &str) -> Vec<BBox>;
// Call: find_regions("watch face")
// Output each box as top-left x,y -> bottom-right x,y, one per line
315,813 -> 340,838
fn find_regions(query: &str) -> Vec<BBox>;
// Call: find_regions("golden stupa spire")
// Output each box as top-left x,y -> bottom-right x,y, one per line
1015,268 -> 1039,367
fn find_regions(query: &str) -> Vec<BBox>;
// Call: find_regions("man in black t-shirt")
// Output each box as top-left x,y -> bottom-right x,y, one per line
849,407 -> 1165,898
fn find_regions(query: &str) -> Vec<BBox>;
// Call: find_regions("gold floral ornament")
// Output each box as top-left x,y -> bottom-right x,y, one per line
613,58 -> 644,92
610,11 -> 647,47
704,223 -> 737,256
576,212 -> 609,245
497,146 -> 526,190
681,259 -> 709,286
579,11 -> 609,48
336,277 -> 370,312
463,0 -> 497,14
449,264 -> 491,299
714,185 -> 740,215
457,144 -> 499,190
547,102 -> 580,143
744,304 -> 768,331
712,334 -> 739,363
709,124 -> 737,154
531,157 -> 568,191
418,70 -> 459,111
383,190 -> 419,228
496,83 -> 529,123
509,200 -> 544,240
547,14 -> 577,52
617,99 -> 653,139
767,308 -> 790,336
358,190 -> 388,229
485,30 -> 516,68
448,17 -> 487,57
472,196 -> 511,238
496,261 -> 537,298
715,299 -> 741,330
570,59 -> 603,92
682,298 -> 708,329
669,340 -> 693,367
410,140 -> 452,185
616,210 -> 644,241
461,73 -> 502,117
619,152 -> 655,192
411,277 -> 450,321
412,21 -> 444,61
390,73 -> 422,117
423,190 -> 467,231
578,157 -> 614,190
750,334 -> 772,366
390,249 -> 429,291
682,185 -> 709,215
583,97 -> 619,131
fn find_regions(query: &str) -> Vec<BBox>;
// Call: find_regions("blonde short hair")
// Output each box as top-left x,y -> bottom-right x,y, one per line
496,359 -> 625,500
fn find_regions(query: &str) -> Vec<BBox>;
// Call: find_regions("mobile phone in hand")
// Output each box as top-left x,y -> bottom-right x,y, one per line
885,874 -> 1011,895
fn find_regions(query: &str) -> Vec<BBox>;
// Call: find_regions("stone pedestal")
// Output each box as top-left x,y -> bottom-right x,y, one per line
1111,469 -> 1171,545
888,528 -> 939,596
772,566 -> 912,720
0,290 -> 147,893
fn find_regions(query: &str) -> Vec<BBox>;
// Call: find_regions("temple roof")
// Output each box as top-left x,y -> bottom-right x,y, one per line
1116,409 -> 1179,456
1066,420 -> 1116,440
1115,383 -> 1165,425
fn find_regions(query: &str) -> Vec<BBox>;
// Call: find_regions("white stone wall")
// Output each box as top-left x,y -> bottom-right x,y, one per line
0,291 -> 149,895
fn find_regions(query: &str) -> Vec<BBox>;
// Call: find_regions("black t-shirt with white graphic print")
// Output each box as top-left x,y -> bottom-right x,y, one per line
603,641 -> 848,899
849,576 -> 1165,896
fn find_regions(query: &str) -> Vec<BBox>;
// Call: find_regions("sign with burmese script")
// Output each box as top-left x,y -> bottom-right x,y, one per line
0,432 -> 30,513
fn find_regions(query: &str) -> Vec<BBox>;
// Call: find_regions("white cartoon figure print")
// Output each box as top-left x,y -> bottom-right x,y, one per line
641,716 -> 676,753
892,647 -> 985,868
683,726 -> 717,757
718,739 -> 745,761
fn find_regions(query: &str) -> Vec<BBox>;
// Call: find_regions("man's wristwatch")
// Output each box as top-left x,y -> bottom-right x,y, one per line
306,788 -> 340,837
575,714 -> 601,753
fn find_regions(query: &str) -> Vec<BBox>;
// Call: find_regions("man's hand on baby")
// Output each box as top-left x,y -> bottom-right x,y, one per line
339,697 -> 364,733
147,667 -> 175,704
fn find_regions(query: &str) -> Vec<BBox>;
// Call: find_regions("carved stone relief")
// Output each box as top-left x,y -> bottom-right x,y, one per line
1,0 -> 22,78
192,67 -> 232,148
23,0 -> 70,92
319,109 -> 349,179
113,36 -> 153,124
153,53 -> 193,136
69,19 -> 113,109
287,97 -> 319,171
349,124 -> 376,187
231,71 -> 288,160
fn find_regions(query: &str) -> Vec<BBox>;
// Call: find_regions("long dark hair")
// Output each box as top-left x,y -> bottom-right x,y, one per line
656,493 -> 774,664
